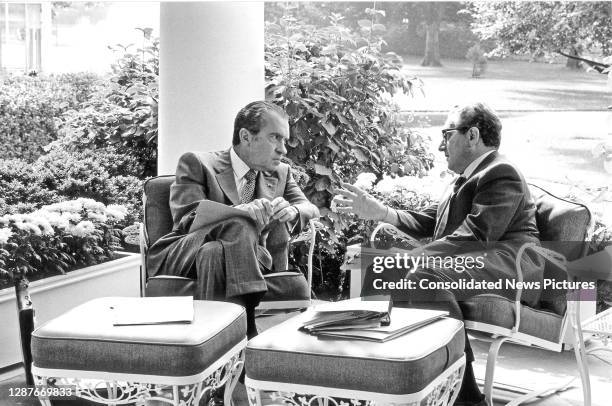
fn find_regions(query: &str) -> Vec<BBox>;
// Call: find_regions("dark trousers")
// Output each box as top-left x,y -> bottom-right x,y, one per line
154,217 -> 270,338
361,247 -> 544,403
159,217 -> 269,300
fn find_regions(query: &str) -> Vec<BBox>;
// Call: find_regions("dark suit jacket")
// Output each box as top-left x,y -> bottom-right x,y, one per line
394,151 -> 543,301
396,151 -> 539,249
148,149 -> 319,276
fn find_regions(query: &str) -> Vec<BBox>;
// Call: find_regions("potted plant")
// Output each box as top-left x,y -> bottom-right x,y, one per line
0,198 -> 129,381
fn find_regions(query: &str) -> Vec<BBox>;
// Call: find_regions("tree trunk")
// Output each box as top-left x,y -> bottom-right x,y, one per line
420,2 -> 443,67
15,276 -> 35,385
565,46 -> 581,70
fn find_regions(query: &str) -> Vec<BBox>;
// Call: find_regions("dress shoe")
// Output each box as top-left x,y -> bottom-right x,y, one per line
453,395 -> 488,406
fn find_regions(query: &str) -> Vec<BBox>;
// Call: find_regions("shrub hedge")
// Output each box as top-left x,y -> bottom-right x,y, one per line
0,73 -> 102,162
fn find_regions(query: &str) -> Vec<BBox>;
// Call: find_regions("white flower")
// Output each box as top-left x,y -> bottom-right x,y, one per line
69,221 -> 96,237
36,211 -> 70,230
373,175 -> 396,195
26,213 -> 55,236
354,172 -> 377,190
0,228 -> 13,244
13,220 -> 41,235
44,200 -> 82,214
105,204 -> 128,220
87,212 -> 108,223
61,212 -> 82,224
78,198 -> 105,212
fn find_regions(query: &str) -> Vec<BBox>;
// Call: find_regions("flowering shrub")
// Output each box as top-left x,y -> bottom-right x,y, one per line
34,148 -> 143,226
0,198 -> 127,288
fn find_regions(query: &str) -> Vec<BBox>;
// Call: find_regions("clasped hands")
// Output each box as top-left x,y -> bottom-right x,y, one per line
235,197 -> 298,230
332,182 -> 388,221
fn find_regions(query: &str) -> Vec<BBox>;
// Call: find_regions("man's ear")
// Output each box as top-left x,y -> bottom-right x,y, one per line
239,128 -> 251,144
467,127 -> 481,146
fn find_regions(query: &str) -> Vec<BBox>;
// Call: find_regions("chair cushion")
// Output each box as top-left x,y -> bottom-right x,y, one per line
246,307 -> 464,394
462,294 -> 564,343
145,272 -> 310,302
145,275 -> 196,297
529,184 -> 591,315
144,175 -> 175,246
529,184 -> 591,259
261,272 -> 310,302
31,298 -> 246,377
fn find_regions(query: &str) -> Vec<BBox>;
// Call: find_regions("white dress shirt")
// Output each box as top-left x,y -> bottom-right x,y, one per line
461,150 -> 495,179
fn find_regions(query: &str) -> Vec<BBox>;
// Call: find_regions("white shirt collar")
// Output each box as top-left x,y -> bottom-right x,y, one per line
230,147 -> 252,181
461,150 -> 495,179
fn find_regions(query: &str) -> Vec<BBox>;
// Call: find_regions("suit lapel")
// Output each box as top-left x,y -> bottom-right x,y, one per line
434,151 -> 499,238
215,150 -> 240,205
257,172 -> 278,201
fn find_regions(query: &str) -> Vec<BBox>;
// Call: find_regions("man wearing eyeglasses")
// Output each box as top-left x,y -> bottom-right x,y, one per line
334,102 -> 543,406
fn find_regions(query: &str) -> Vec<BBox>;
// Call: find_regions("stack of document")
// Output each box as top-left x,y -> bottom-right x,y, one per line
300,298 -> 392,333
110,296 -> 194,326
300,298 -> 447,342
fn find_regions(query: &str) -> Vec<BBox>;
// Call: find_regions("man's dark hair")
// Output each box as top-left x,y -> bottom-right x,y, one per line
455,102 -> 502,148
232,101 -> 288,146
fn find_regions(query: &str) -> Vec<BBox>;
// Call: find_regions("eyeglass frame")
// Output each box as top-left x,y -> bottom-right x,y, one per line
441,126 -> 471,143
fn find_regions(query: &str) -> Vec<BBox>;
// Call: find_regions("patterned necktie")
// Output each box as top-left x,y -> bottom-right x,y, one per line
240,169 -> 257,204
433,176 -> 467,239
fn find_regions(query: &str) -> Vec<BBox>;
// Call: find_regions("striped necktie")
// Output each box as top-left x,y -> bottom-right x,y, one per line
240,169 -> 257,204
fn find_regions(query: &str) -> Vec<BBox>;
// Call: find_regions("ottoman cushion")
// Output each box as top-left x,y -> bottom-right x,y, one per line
31,297 -> 246,377
246,307 -> 464,394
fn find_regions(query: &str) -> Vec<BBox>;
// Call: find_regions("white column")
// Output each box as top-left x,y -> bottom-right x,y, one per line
158,2 -> 265,175
40,2 -> 52,73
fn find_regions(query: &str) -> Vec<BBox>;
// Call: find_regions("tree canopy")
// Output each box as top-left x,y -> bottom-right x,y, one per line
469,1 -> 611,62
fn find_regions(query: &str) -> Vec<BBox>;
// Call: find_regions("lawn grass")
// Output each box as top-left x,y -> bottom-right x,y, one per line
395,56 -> 611,112
393,56 -> 610,209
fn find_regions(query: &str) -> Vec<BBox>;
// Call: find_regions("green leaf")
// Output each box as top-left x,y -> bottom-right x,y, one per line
314,164 -> 333,176
351,148 -> 368,162
321,119 -> 337,136
314,176 -> 331,191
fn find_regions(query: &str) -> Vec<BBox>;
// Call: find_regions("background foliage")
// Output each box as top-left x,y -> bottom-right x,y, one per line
50,28 -> 159,178
265,6 -> 435,296
468,2 -> 611,62
0,73 -> 102,162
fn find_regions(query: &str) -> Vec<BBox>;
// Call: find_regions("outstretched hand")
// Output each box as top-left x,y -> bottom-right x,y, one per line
332,182 -> 388,221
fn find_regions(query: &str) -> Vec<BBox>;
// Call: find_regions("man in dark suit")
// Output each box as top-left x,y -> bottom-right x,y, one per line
148,101 -> 319,338
334,102 -> 543,406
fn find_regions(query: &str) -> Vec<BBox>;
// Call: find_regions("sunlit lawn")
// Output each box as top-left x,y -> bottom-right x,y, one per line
393,56 -> 611,214
396,56 -> 610,112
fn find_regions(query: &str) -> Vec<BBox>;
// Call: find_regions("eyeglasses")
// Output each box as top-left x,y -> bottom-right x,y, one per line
441,126 -> 471,143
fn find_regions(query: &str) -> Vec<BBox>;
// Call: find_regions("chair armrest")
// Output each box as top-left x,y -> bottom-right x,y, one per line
139,222 -> 147,297
370,222 -> 419,244
289,219 -> 324,292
